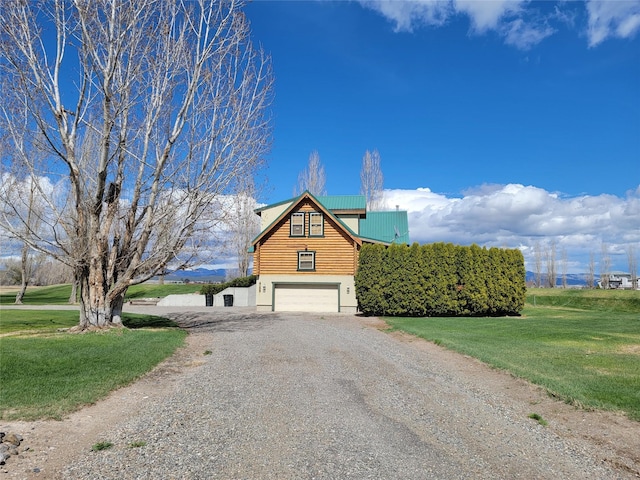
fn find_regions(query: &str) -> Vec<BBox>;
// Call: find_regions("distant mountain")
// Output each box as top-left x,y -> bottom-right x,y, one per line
156,268 -> 226,283
525,271 -> 597,287
157,269 -> 596,286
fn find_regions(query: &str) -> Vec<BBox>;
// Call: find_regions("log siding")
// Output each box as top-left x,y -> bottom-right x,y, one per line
254,200 -> 360,276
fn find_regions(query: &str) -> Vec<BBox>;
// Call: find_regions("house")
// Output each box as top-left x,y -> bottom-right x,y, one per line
251,191 -> 409,313
600,271 -> 639,290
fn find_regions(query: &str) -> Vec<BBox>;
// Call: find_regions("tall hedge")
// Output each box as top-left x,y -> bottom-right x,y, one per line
200,275 -> 257,295
355,243 -> 526,317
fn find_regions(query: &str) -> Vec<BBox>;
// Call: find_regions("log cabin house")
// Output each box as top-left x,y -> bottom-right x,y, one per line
251,191 -> 409,313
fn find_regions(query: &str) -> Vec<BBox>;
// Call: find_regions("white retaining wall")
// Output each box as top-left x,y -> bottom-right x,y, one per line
213,284 -> 256,307
157,294 -> 205,307
155,285 -> 256,307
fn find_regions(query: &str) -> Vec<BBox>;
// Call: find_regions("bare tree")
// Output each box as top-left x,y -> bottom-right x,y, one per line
627,245 -> 638,290
15,242 -> 33,303
294,150 -> 326,196
360,149 -> 384,211
587,251 -> 596,289
600,243 -> 611,289
227,178 -> 261,278
561,247 -> 568,289
15,178 -> 47,302
545,240 -> 557,288
35,257 -> 73,287
1,259 -> 22,286
0,0 -> 272,330
533,241 -> 543,288
0,173 -> 46,303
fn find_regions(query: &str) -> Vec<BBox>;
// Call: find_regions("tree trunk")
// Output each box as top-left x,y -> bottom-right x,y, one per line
14,279 -> 27,304
68,279 -> 79,304
110,293 -> 125,327
14,244 -> 29,304
73,265 -> 124,331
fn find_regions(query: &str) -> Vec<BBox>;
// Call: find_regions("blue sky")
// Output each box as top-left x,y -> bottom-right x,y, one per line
244,0 -> 640,274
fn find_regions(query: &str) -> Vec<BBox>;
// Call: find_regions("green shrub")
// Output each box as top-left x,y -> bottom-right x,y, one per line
355,242 -> 526,317
200,275 -> 257,295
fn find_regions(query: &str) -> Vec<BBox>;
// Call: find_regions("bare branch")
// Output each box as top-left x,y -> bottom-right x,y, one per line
360,149 -> 384,211
0,0 -> 272,329
294,150 -> 326,196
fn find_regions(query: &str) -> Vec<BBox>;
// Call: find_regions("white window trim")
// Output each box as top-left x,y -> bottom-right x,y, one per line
309,212 -> 323,237
298,250 -> 315,271
291,212 -> 305,236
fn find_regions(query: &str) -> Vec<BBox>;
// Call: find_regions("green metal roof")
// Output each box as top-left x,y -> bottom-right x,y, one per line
359,211 -> 410,244
255,194 -> 365,214
316,195 -> 366,211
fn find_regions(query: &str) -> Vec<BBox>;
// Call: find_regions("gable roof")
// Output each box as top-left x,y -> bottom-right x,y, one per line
251,191 -> 409,247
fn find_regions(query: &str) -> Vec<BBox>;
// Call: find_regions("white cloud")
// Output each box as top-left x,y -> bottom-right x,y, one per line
358,0 -> 552,48
357,0 -> 640,48
586,0 -> 640,46
454,0 -> 524,32
358,0 -> 452,31
501,18 -> 555,50
383,184 -> 640,273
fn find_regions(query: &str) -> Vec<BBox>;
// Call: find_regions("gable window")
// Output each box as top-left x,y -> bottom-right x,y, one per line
290,212 -> 305,236
309,212 -> 323,237
298,251 -> 315,271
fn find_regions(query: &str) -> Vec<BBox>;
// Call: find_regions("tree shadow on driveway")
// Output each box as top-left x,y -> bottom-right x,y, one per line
162,310 -> 283,333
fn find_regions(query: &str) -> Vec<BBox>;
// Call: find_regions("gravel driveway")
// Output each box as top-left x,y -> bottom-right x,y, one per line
40,307 -> 631,480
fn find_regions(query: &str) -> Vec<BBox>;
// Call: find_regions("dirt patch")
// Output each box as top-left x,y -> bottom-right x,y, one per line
0,287 -> 22,294
1,313 -> 639,479
619,344 -> 640,355
0,330 -> 212,479
369,318 -> 640,477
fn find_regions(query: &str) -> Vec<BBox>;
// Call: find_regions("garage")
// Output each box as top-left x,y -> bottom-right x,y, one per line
273,283 -> 340,313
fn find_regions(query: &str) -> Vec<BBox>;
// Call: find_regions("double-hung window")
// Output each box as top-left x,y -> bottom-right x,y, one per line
298,251 -> 315,271
291,212 -> 305,236
309,212 -> 323,237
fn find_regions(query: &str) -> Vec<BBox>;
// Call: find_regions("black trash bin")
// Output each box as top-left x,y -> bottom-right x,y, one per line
205,293 -> 214,307
223,294 -> 233,307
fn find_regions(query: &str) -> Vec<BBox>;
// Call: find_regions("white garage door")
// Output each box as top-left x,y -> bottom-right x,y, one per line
274,284 -> 339,313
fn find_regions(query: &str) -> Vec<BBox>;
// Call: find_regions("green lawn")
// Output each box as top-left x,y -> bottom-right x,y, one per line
0,309 -> 79,333
0,309 -> 179,334
0,309 -> 186,420
0,284 -> 74,305
384,289 -> 640,421
125,283 -> 202,299
0,283 -> 201,305
527,288 -> 640,313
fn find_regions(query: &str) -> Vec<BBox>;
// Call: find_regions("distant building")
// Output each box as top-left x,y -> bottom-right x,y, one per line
599,271 -> 639,290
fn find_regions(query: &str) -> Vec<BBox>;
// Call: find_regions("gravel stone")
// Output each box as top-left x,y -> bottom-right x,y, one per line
58,310 -> 632,480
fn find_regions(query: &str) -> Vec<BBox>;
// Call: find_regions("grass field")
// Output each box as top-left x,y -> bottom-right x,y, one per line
385,288 -> 640,421
0,309 -> 179,334
0,283 -> 201,305
0,305 -> 186,420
